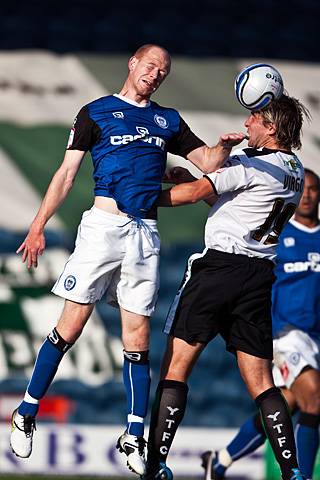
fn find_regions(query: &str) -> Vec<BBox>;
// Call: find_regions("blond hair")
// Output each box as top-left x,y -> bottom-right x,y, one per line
259,94 -> 311,150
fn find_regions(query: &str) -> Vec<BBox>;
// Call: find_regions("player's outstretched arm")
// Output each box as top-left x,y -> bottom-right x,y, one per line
187,132 -> 248,173
158,176 -> 216,207
162,166 -> 217,207
16,149 -> 85,269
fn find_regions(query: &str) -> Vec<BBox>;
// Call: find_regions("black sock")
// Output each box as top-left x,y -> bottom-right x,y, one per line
147,379 -> 188,469
255,387 -> 298,480
253,411 -> 267,436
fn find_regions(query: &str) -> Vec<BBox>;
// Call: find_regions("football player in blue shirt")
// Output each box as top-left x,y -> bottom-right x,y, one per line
10,43 -> 246,475
201,168 -> 320,480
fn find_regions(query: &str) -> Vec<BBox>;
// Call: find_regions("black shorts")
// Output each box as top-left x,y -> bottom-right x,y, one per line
164,248 -> 275,360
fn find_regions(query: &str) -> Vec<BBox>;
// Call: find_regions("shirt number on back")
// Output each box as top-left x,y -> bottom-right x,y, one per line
252,198 -> 297,245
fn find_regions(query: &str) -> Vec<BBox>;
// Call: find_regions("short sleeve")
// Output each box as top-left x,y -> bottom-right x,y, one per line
67,106 -> 101,151
205,155 -> 254,194
167,116 -> 205,158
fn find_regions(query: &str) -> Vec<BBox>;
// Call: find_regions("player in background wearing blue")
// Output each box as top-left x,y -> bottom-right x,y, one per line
201,168 -> 320,480
10,44 -> 246,475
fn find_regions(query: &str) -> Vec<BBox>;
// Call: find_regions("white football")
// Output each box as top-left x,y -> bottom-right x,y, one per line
235,63 -> 284,110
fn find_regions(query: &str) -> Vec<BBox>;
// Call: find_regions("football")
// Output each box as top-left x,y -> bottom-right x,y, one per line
235,63 -> 284,110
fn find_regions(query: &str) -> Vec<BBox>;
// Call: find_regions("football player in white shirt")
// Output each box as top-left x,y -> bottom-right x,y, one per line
144,94 -> 310,480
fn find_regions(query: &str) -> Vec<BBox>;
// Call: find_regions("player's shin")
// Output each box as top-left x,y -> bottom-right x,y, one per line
255,387 -> 299,480
18,328 -> 73,416
202,413 -> 266,479
295,412 -> 320,478
147,379 -> 188,471
228,412 -> 267,461
123,350 -> 151,437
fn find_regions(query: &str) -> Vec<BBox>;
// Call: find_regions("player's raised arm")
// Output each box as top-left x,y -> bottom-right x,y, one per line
16,149 -> 85,269
186,132 -> 248,173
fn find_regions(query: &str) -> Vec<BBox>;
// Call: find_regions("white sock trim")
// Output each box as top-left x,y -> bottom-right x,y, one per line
128,414 -> 144,423
218,448 -> 233,468
24,392 -> 39,404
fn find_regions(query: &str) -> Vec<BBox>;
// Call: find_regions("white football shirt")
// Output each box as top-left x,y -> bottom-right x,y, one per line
205,147 -> 304,261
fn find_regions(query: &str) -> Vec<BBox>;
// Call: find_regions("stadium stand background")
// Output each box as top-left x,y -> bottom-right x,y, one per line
0,3 -> 319,477
1,0 -> 319,61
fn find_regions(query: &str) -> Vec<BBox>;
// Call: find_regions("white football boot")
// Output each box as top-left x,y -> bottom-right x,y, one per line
117,432 -> 146,475
10,409 -> 36,458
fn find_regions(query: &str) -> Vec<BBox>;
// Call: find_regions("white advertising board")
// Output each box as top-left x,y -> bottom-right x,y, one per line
0,423 -> 264,478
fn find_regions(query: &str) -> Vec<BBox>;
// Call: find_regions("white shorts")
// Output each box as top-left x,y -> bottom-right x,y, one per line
272,329 -> 320,388
52,206 -> 160,316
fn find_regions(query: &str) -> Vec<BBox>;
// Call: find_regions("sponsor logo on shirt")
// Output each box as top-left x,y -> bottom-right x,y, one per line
110,126 -> 166,150
284,252 -> 320,272
154,114 -> 168,129
283,174 -> 304,192
113,111 -> 124,119
136,126 -> 149,136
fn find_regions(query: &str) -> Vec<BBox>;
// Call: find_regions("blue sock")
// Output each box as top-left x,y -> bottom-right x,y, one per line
214,414 -> 266,476
295,412 -> 320,479
18,329 -> 72,417
123,350 -> 151,437
227,414 -> 266,460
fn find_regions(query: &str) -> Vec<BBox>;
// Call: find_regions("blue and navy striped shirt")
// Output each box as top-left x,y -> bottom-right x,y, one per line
67,94 -> 204,218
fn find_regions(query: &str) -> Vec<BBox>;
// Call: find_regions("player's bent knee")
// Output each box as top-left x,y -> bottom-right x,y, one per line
300,397 -> 320,415
296,382 -> 320,413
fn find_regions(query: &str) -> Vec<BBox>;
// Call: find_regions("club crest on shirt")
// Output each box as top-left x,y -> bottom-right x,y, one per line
284,237 -> 295,247
154,114 -> 168,129
113,111 -> 124,119
64,275 -> 76,291
282,157 -> 301,173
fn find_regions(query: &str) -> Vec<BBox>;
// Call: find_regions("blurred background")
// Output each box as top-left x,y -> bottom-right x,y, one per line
0,1 -> 319,478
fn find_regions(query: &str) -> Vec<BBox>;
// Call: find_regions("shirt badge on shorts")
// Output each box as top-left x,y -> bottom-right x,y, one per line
64,275 -> 76,291
154,114 -> 168,129
289,352 -> 300,365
